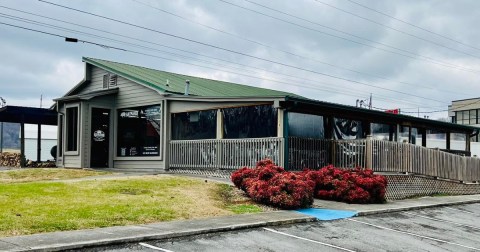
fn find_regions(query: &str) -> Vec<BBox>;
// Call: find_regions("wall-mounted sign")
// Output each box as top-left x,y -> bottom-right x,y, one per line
93,130 -> 105,141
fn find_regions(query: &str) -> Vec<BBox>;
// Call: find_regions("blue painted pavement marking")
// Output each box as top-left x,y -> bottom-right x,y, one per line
296,208 -> 357,220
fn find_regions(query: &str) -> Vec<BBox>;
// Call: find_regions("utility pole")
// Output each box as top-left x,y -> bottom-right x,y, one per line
369,93 -> 372,110
0,97 -> 5,153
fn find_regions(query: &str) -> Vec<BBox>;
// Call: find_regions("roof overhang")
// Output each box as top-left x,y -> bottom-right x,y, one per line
282,96 -> 480,134
54,88 -> 119,102
164,95 -> 287,103
0,106 -> 57,125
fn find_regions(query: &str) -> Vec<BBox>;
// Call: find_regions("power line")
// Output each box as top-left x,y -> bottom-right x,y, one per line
36,0 -> 449,104
129,0 -> 471,96
218,0 -> 479,74
0,11 -> 432,107
313,0 -> 480,60
346,0 -> 480,52
0,20 -> 433,107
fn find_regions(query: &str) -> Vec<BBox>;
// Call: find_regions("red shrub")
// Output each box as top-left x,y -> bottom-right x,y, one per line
231,159 -> 387,207
305,166 -> 387,204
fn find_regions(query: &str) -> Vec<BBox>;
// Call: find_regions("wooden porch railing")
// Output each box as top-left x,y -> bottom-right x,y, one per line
288,137 -> 480,182
169,137 -> 284,170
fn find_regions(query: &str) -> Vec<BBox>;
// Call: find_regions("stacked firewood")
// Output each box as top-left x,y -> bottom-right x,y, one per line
0,152 -> 21,167
26,160 -> 56,168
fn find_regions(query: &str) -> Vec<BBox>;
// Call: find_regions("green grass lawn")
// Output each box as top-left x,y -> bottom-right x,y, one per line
0,168 -> 110,183
0,175 -> 262,237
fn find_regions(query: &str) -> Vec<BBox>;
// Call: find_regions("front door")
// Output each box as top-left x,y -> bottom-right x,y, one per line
90,108 -> 110,168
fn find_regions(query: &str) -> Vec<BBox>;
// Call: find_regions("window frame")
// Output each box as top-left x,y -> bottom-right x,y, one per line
115,104 -> 162,159
65,103 -> 80,155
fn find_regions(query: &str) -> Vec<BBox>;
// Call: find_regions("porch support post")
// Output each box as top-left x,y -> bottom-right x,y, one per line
216,109 -> 223,168
37,124 -> 41,162
283,109 -> 289,169
422,129 -> 427,147
466,133 -> 471,153
446,132 -> 451,150
216,109 -> 223,139
20,121 -> 25,167
366,135 -> 373,169
277,109 -> 284,137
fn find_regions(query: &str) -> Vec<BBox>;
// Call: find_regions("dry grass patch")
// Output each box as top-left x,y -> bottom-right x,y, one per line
0,175 -> 263,237
0,168 -> 110,183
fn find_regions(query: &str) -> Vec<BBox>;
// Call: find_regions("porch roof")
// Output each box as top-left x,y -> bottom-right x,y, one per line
282,96 -> 480,134
0,106 -> 57,125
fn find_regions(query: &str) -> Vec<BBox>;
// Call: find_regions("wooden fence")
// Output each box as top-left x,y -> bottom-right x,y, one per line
288,137 -> 480,182
169,137 -> 284,170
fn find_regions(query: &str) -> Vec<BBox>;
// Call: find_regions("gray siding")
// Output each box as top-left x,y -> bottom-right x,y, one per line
61,65 -> 165,170
77,66 -> 161,108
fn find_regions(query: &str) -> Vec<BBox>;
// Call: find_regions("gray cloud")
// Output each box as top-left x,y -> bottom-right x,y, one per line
0,0 -> 479,121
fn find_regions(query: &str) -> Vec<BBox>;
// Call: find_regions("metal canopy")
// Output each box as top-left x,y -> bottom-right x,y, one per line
0,106 -> 57,166
0,106 -> 57,125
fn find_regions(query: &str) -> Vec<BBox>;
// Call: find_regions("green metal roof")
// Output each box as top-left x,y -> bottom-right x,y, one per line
83,57 -> 298,98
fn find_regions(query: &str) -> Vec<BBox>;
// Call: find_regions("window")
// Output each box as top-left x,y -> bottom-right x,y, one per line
334,117 -> 362,140
455,109 -> 479,125
66,106 -> 78,152
172,110 -> 217,140
470,109 -> 477,124
288,112 -> 324,139
117,105 -> 161,157
222,105 -> 277,139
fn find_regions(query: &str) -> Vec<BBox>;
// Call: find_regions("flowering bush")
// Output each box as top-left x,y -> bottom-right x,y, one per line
231,159 -> 387,208
302,166 -> 387,204
231,159 -> 312,209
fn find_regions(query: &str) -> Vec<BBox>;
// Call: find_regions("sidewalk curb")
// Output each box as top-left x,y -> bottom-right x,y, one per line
0,212 -> 316,252
355,198 -> 480,216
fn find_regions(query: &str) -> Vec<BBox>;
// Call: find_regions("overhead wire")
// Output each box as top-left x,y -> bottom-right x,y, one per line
313,0 -> 480,59
0,11 -> 433,107
0,19 -> 433,108
345,0 -> 480,52
35,0 -> 449,104
218,0 -> 479,74
128,0 -> 471,96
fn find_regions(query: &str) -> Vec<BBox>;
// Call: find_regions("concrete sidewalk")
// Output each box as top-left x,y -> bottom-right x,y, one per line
0,211 -> 315,252
2,195 -> 480,252
313,194 -> 480,216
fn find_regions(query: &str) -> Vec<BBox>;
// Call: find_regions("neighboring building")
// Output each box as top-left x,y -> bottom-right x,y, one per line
449,98 -> 480,142
54,57 -> 479,172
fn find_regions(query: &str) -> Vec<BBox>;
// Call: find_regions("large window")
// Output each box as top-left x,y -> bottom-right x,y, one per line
288,112 -> 324,139
222,105 -> 277,139
117,105 -> 161,157
455,109 -> 479,125
333,117 -> 362,140
66,106 -> 78,152
172,110 -> 217,140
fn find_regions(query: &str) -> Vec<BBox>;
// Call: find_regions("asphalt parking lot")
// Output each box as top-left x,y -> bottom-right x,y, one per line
83,203 -> 480,252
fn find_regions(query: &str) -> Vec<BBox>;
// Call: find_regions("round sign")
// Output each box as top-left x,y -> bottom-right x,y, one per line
93,130 -> 105,141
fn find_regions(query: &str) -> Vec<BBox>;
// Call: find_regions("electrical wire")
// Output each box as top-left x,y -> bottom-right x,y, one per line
218,0 -> 479,73
346,0 -> 480,52
129,0 -> 471,96
35,0 -> 449,104
0,11 -> 435,107
313,0 -> 480,60
1,20 -> 436,108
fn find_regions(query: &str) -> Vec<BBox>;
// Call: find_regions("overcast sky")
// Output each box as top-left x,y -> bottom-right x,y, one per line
1,0 -> 480,137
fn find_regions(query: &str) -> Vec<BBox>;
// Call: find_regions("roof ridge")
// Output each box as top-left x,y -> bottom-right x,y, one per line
82,57 -> 300,98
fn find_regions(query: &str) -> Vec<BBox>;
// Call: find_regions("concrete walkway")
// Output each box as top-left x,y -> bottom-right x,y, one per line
313,194 -> 480,216
2,171 -> 480,251
0,211 -> 315,252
